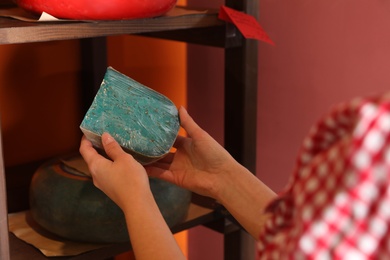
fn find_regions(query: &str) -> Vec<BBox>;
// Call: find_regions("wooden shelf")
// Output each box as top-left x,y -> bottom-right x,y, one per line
4,157 -> 223,259
0,6 -> 224,45
9,203 -> 220,260
0,7 -> 231,259
0,1 -> 258,259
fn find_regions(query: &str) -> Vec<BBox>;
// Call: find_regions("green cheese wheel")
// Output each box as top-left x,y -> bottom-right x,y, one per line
29,155 -> 191,243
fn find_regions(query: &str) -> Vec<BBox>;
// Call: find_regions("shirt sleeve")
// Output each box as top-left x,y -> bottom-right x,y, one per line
257,95 -> 390,259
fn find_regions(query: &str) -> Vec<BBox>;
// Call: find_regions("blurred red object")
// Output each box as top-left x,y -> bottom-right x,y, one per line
14,0 -> 177,20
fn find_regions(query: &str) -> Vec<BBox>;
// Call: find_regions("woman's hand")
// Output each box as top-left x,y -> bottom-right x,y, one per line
79,133 -> 186,260
146,107 -> 242,200
147,107 -> 276,239
79,132 -> 150,212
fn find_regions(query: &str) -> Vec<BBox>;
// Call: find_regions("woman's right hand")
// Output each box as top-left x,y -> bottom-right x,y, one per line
146,107 -> 242,200
148,107 -> 276,239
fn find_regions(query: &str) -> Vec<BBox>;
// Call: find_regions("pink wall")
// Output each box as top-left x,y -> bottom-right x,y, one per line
187,1 -> 390,259
257,1 -> 390,192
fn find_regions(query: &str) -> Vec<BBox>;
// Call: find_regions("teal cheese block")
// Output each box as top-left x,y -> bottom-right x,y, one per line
29,155 -> 191,243
80,67 -> 180,165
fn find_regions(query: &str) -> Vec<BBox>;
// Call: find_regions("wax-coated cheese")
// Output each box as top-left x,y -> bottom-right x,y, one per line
29,155 -> 191,243
80,67 -> 180,164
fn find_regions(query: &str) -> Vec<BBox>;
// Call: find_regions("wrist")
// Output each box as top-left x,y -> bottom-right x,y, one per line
120,185 -> 153,214
212,162 -> 251,204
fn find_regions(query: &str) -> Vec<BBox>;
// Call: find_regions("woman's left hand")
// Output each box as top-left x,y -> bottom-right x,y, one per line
79,132 -> 150,211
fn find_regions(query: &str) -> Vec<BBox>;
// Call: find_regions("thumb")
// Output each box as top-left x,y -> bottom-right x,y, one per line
101,132 -> 126,160
179,106 -> 203,139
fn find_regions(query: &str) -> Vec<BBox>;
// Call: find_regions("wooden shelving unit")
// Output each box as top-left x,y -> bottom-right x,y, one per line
0,7 -> 223,45
0,1 -> 259,259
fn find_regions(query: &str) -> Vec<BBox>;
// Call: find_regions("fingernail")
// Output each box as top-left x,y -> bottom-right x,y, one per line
103,133 -> 114,145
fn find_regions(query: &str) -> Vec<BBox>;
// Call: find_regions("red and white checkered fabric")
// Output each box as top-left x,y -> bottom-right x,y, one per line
258,95 -> 390,259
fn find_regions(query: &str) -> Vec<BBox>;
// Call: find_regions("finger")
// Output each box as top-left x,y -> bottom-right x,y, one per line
146,160 -> 171,171
179,107 -> 204,139
79,135 -> 100,165
158,152 -> 175,164
80,135 -> 109,176
145,151 -> 174,173
145,166 -> 175,183
101,132 -> 127,161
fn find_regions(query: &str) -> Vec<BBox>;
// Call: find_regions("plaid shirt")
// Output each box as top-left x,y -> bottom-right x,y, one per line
258,95 -> 390,259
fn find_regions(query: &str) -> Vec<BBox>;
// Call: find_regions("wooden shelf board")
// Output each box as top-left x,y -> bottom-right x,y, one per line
8,203 -> 217,259
0,6 -> 224,45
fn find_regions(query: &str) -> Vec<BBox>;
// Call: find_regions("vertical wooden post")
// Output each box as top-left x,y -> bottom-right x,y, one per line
0,117 -> 10,260
80,37 -> 108,113
224,0 -> 259,259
